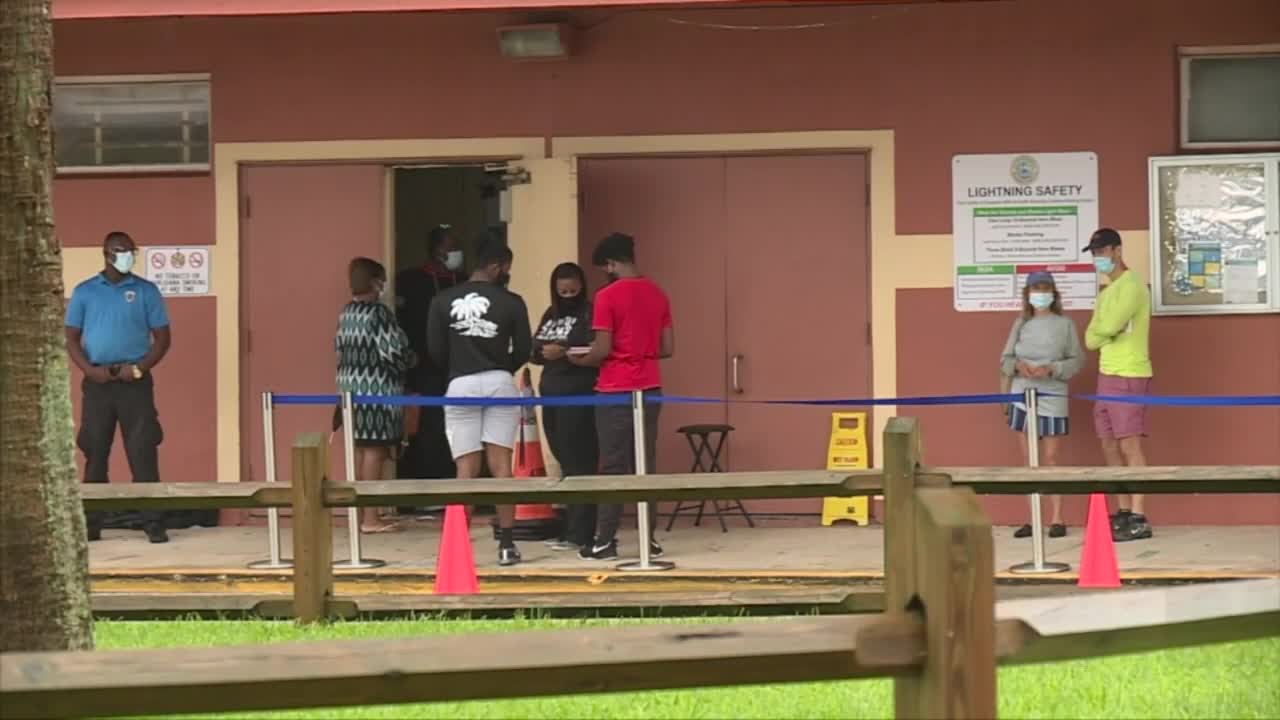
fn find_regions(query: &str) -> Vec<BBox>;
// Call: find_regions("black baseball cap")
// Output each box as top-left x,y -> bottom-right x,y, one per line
1083,227 -> 1122,252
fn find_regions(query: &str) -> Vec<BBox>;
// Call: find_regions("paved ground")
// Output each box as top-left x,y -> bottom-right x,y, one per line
90,518 -> 1280,579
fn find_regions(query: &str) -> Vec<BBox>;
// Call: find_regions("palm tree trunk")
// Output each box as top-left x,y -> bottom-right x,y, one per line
0,0 -> 94,652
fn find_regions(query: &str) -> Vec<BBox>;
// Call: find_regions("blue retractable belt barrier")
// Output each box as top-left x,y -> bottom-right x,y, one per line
1059,393 -> 1280,407
271,391 -> 1024,408
270,391 -> 1280,408
272,394 -> 341,406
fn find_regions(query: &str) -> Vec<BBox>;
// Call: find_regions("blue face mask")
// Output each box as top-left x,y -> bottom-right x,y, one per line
1093,256 -> 1114,275
1029,292 -> 1054,310
112,251 -> 135,274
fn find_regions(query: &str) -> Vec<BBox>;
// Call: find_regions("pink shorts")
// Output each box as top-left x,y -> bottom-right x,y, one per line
1093,374 -> 1151,439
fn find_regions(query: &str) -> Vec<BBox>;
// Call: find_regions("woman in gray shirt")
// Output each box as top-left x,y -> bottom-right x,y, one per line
999,271 -> 1083,538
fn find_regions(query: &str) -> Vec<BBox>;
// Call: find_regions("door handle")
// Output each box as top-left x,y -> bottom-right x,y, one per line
731,354 -> 744,394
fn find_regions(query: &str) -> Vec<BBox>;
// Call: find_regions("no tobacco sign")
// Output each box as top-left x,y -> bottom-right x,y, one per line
143,246 -> 211,296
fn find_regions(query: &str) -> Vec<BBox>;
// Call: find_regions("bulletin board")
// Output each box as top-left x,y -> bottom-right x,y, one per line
1148,153 -> 1280,315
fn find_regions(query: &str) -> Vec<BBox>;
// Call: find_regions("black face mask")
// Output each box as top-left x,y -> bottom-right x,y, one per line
556,293 -> 584,314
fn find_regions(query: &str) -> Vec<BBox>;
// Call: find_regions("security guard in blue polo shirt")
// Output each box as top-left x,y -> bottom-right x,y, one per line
65,231 -> 173,543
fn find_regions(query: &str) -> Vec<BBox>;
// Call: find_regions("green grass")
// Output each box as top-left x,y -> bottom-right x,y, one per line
96,618 -> 1280,719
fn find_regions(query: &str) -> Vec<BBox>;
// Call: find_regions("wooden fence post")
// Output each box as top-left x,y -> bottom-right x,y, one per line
883,417 -> 996,718
911,486 -> 997,718
882,417 -> 925,715
882,417 -> 922,614
291,432 -> 332,624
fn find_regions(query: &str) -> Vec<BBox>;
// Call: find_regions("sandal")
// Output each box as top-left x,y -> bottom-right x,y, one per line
361,521 -> 402,534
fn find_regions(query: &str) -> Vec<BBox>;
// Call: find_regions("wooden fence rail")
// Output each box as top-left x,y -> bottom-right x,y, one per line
5,417 -> 1278,719
77,465 -> 1280,510
4,579 -> 1276,720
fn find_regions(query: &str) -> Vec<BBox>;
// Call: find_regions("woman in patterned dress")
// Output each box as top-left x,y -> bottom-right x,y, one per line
336,257 -> 414,533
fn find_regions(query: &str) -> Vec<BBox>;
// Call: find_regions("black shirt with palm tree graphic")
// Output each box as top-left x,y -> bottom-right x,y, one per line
427,280 -> 532,382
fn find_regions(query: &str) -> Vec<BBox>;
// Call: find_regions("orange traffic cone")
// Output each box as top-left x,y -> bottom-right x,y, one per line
511,370 -> 558,533
1077,493 -> 1121,588
433,505 -> 478,595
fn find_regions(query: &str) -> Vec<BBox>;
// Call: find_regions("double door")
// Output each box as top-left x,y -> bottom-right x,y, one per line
578,154 -> 871,514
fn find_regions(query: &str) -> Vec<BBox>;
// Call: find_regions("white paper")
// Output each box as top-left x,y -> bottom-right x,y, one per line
1223,261 -> 1261,305
1174,172 -> 1222,209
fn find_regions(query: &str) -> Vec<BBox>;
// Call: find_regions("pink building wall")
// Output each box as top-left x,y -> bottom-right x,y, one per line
55,176 -> 218,488
53,0 -> 1279,237
51,0 -> 1280,522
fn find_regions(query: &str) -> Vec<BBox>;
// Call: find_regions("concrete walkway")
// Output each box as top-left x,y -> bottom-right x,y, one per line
89,519 -> 1280,580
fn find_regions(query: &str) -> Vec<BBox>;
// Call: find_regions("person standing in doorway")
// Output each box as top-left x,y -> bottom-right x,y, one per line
427,232 -> 532,566
530,262 -> 599,552
65,231 -> 172,544
394,225 -> 462,514
336,257 -> 415,534
1083,228 -> 1154,542
569,233 -> 674,561
999,271 -> 1083,538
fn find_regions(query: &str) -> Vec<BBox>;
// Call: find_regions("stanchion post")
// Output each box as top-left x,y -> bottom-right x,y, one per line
617,390 -> 674,572
248,392 -> 293,570
1009,387 -> 1070,575
333,391 -> 385,570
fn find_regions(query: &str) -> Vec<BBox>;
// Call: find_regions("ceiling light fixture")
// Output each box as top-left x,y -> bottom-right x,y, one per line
497,23 -> 572,61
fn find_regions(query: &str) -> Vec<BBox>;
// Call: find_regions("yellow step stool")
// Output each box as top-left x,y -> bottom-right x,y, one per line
822,412 -> 869,526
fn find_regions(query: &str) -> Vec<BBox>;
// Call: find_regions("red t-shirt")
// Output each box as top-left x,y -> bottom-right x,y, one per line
592,277 -> 672,392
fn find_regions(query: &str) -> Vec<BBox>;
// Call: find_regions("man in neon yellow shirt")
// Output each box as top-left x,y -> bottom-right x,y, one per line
1084,228 -> 1153,542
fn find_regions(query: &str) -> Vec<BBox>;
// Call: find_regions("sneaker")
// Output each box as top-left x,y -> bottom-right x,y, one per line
498,545 -> 522,566
580,541 -> 618,560
1013,524 -> 1032,538
648,540 -> 665,558
1048,523 -> 1067,539
1110,511 -> 1129,535
1114,513 -> 1153,542
144,525 -> 169,544
544,539 -> 579,552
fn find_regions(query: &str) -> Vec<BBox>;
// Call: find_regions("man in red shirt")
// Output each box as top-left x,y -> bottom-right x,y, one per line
569,233 -> 674,560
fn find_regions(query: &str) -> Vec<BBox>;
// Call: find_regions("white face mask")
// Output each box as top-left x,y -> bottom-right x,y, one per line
1029,292 -> 1054,310
444,250 -> 464,271
112,251 -> 135,274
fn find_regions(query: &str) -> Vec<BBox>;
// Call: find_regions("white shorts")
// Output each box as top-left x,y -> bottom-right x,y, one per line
444,370 -> 520,459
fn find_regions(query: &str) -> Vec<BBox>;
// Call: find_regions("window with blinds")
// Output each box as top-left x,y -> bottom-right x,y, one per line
1180,48 -> 1280,150
53,75 -> 211,173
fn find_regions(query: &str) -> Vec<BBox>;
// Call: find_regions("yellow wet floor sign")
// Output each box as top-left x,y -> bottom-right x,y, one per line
822,411 -> 869,526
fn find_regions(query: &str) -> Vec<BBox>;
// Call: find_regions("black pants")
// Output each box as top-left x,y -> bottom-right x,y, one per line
541,385 -> 599,547
79,375 -> 164,531
594,390 -> 661,546
396,373 -> 455,509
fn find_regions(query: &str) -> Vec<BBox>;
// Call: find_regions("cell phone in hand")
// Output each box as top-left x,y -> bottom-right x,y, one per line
568,346 -> 591,357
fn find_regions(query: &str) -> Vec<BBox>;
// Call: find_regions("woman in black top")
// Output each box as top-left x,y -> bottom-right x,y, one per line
530,262 -> 599,551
